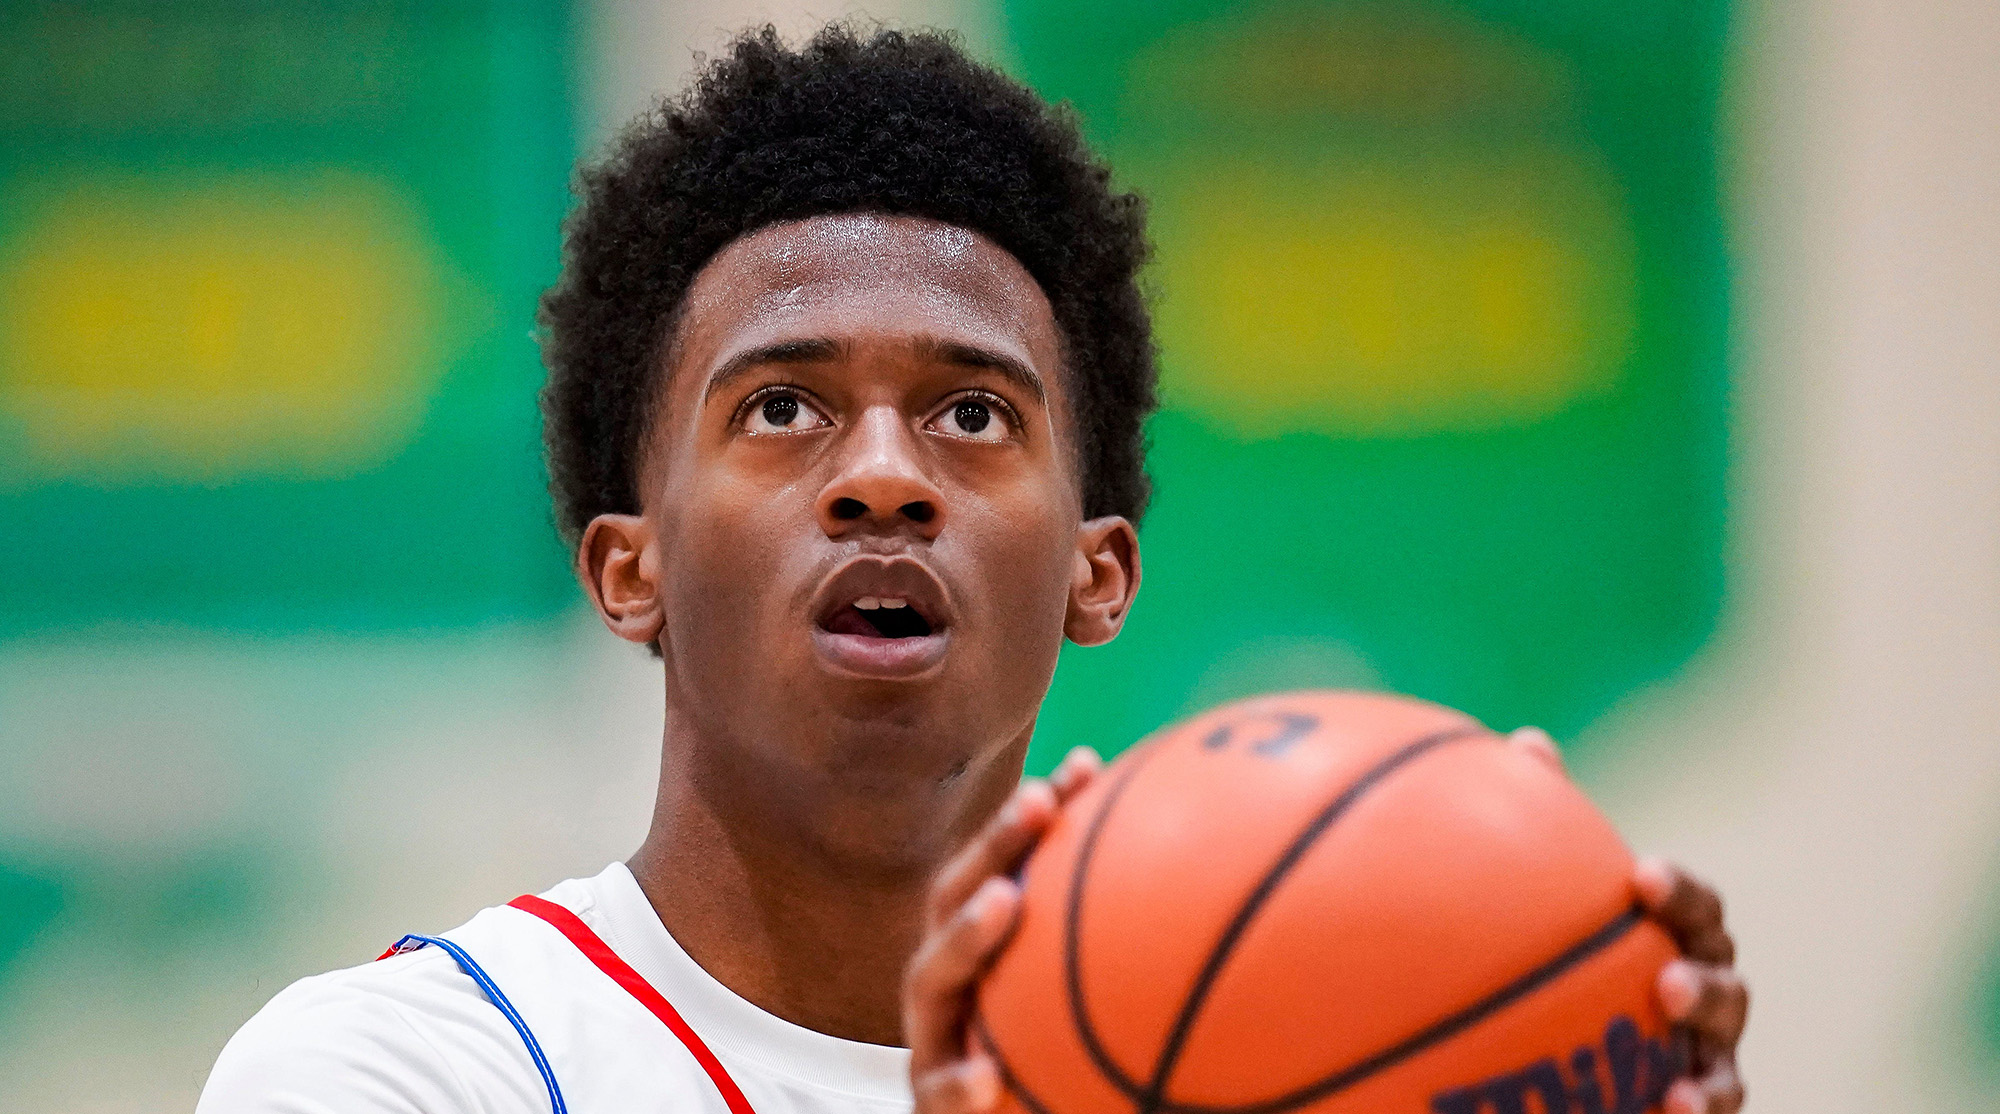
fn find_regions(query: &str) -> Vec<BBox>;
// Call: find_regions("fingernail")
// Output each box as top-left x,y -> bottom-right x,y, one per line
964,1058 -> 1002,1108
970,876 -> 1014,918
1051,759 -> 1082,791
1658,960 -> 1699,1018
1508,727 -> 1564,768
1003,781 -> 1047,826
1024,781 -> 1058,820
1634,857 -> 1673,904
1665,1079 -> 1706,1114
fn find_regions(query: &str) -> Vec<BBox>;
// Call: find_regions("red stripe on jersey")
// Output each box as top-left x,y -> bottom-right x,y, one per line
507,893 -> 758,1114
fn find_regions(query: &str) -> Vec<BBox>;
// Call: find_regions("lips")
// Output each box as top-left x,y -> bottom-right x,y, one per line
809,556 -> 954,679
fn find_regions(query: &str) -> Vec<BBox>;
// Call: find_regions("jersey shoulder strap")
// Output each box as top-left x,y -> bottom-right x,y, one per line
506,894 -> 758,1114
378,894 -> 757,1114
380,930 -> 568,1113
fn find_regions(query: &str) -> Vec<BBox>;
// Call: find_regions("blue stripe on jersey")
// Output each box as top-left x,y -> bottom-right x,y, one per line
389,933 -> 568,1114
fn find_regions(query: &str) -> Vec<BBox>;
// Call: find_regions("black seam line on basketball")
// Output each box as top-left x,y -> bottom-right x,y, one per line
1137,725 -> 1494,1114
1151,905 -> 1647,1114
972,1009 -> 1059,1114
1064,742 -> 1166,1104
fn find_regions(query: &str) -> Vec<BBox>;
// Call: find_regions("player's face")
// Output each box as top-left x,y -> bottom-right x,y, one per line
607,213 -> 1134,829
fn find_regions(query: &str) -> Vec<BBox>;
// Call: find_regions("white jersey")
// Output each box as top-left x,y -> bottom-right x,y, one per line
198,862 -> 914,1114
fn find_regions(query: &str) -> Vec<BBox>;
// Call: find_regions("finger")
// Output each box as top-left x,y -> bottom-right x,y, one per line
913,1052 -> 1004,1114
1665,1060 -> 1745,1114
1657,960 -> 1749,1049
1049,746 -> 1103,803
905,877 -> 1021,1073
1699,1060 -> 1746,1114
927,781 -> 1057,929
1507,726 -> 1565,772
1635,858 -> 1736,964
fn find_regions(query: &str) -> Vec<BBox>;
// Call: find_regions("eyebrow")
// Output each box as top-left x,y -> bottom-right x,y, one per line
915,337 -> 1048,404
701,338 -> 844,405
699,335 -> 1048,406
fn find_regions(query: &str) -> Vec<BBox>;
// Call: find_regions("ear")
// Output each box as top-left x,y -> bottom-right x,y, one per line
577,513 -> 665,646
1065,516 -> 1141,647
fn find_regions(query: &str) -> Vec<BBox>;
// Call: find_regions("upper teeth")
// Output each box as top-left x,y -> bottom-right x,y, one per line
856,597 -> 908,610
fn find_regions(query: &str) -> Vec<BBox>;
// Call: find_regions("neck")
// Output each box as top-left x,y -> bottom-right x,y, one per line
627,706 -> 1028,1046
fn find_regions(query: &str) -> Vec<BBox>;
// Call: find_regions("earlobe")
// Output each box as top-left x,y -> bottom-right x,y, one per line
577,514 -> 665,646
1065,516 -> 1141,647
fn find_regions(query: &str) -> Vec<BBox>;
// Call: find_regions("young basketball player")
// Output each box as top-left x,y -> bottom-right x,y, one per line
199,26 -> 1746,1114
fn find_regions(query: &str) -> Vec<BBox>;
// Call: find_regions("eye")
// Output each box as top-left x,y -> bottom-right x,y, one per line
741,389 -> 831,435
927,394 -> 1013,442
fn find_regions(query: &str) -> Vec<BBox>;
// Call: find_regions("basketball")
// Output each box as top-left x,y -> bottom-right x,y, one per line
976,690 -> 1682,1114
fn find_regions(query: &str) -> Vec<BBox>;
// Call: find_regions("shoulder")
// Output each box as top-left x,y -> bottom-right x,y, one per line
197,945 -> 547,1114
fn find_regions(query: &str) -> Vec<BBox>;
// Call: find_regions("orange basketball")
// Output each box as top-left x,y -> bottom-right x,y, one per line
976,690 -> 1682,1114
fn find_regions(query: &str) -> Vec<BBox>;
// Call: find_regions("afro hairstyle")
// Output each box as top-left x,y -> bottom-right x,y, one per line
537,24 -> 1157,545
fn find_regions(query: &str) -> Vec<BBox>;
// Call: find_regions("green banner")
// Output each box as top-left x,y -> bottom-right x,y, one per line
0,0 -> 576,634
1011,0 -> 1732,764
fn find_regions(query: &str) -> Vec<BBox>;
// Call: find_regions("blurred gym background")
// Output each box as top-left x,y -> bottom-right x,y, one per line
0,0 -> 1995,1108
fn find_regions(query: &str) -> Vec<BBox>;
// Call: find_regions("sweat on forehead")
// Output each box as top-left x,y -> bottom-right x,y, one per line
725,213 -> 993,281
669,215 -> 1059,370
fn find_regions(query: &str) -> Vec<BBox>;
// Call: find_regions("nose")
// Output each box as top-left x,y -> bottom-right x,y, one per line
816,406 -> 947,541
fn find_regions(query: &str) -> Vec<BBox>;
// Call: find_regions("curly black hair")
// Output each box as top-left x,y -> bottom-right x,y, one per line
537,24 -> 1156,545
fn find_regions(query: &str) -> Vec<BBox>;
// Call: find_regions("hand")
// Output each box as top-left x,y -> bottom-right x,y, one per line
1638,857 -> 1749,1114
905,746 -> 1103,1114
1509,727 -> 1748,1114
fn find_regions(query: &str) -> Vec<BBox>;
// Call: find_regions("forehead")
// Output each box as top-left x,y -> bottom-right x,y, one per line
670,213 -> 1062,385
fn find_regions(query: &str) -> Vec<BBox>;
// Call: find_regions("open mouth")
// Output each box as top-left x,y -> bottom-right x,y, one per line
819,596 -> 936,640
808,557 -> 954,679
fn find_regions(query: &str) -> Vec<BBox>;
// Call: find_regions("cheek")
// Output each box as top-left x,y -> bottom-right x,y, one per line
659,471 -> 813,653
955,487 -> 1078,644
